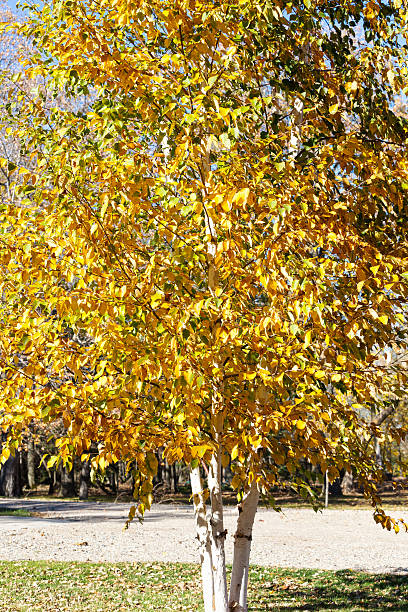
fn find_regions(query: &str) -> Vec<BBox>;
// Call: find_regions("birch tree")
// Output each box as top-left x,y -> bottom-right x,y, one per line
2,1 -> 408,610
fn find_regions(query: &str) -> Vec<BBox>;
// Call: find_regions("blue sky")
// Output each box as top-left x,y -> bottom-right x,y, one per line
5,0 -> 22,14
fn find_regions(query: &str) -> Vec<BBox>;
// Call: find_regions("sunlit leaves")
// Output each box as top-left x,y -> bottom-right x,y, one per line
0,0 -> 407,523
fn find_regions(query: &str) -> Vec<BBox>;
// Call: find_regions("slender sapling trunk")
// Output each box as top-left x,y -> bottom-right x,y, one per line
208,445 -> 228,611
190,465 -> 214,612
228,480 -> 259,611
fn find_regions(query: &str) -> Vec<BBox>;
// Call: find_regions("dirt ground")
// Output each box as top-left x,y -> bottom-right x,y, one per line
0,499 -> 407,574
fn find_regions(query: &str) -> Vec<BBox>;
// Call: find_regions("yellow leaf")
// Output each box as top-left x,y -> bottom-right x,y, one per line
231,444 -> 239,461
296,420 -> 306,430
197,445 -> 210,458
231,474 -> 241,489
329,103 -> 339,114
337,355 -> 347,365
221,199 -> 231,212
192,300 -> 204,315
174,412 -> 185,425
303,330 -> 312,349
232,187 -> 250,207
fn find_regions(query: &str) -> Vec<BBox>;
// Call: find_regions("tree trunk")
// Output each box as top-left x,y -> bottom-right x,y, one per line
164,458 -> 172,492
228,480 -> 259,612
108,465 -> 117,494
59,464 -> 75,497
190,465 -> 214,612
27,436 -> 36,489
79,461 -> 90,500
0,452 -> 21,497
155,451 -> 162,485
191,126 -> 229,611
374,437 -> 383,467
172,463 -> 178,493
208,447 -> 228,611
341,470 -> 354,495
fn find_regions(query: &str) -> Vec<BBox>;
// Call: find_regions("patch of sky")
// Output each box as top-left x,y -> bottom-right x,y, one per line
5,0 -> 23,15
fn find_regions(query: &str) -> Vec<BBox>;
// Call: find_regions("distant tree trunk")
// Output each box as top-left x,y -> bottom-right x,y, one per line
0,452 -> 22,497
156,451 -> 162,485
46,466 -> 58,495
19,449 -> 27,490
341,471 -> 354,495
79,461 -> 90,500
374,437 -> 383,467
59,464 -> 75,497
27,436 -> 36,489
172,463 -> 178,494
164,458 -> 171,491
108,466 -> 117,494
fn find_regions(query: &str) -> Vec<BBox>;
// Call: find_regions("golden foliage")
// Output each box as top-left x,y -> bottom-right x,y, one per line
0,1 -> 408,522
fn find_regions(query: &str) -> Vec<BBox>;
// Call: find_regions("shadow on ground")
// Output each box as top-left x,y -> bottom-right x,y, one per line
249,570 -> 408,611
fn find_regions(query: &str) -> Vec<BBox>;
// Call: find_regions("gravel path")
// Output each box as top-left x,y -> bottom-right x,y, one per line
0,499 -> 407,574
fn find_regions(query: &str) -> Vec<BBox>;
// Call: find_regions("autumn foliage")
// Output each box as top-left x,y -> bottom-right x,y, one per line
1,0 -> 408,608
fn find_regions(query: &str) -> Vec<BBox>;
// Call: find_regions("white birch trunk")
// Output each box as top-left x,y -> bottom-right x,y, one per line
228,481 -> 259,612
208,445 -> 228,611
201,132 -> 228,611
190,465 -> 214,612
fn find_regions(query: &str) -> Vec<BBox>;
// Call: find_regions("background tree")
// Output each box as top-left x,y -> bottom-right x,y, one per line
1,1 -> 408,610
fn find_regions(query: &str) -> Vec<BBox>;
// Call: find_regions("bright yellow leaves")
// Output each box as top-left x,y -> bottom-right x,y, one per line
231,444 -> 239,461
0,0 -> 407,533
303,330 -> 312,349
232,187 -> 250,208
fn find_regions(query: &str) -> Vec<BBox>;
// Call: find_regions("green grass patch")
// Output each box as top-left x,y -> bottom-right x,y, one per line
0,562 -> 406,611
0,509 -> 31,517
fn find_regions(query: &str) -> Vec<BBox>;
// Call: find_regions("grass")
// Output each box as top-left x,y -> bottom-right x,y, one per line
0,562 -> 407,611
0,509 -> 31,517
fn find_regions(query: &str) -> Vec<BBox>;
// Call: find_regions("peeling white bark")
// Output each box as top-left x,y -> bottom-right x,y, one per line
200,130 -> 228,611
228,481 -> 259,612
190,465 -> 214,612
208,447 -> 228,611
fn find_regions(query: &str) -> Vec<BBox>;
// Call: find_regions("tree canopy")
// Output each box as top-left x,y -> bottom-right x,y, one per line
1,1 -> 408,609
